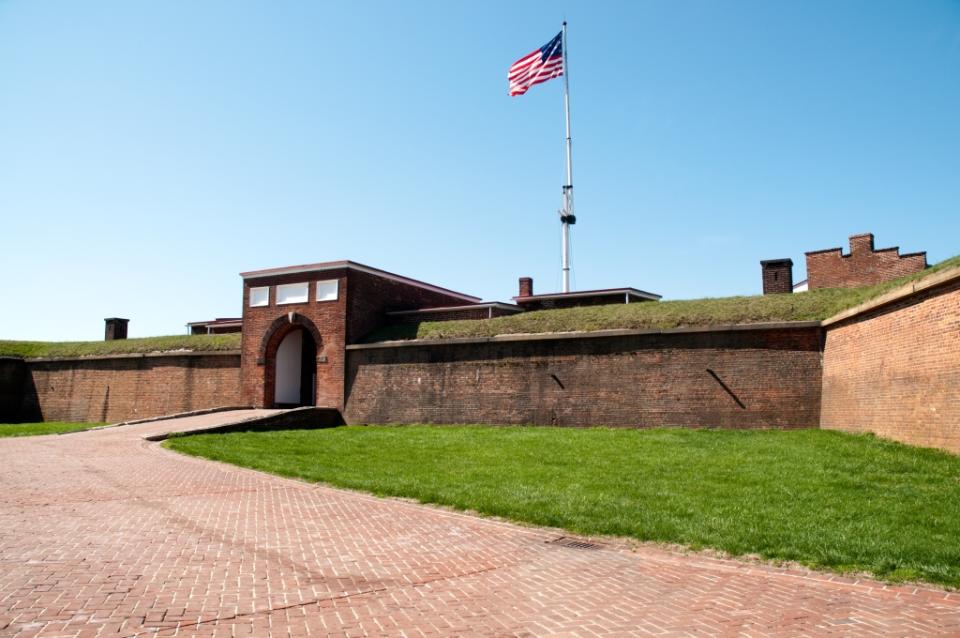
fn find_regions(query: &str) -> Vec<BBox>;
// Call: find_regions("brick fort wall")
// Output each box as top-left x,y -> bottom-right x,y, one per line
821,273 -> 960,453
343,325 -> 824,429
21,352 -> 242,423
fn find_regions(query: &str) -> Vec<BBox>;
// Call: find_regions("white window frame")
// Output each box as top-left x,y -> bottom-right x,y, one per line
316,279 -> 339,302
276,282 -> 309,305
249,286 -> 269,308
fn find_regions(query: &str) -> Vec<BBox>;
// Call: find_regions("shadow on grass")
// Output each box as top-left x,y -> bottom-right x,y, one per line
157,407 -> 344,441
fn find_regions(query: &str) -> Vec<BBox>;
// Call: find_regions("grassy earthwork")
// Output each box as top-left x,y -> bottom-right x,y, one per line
0,422 -> 105,437
165,425 -> 960,588
366,254 -> 960,341
0,333 -> 241,359
2,256 -> 957,357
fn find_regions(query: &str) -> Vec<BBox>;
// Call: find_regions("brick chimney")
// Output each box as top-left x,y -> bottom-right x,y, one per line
760,259 -> 793,295
849,233 -> 875,255
518,277 -> 533,298
104,318 -> 129,341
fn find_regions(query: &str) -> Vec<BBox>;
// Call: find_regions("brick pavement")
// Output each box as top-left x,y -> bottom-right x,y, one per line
1,410 -> 959,637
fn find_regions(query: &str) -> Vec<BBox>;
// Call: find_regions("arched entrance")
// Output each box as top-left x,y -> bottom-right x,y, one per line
258,313 -> 324,408
272,327 -> 317,407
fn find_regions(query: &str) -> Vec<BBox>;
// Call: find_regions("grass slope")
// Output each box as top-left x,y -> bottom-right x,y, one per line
0,422 -> 104,437
367,255 -> 960,342
0,333 -> 241,359
166,425 -> 960,588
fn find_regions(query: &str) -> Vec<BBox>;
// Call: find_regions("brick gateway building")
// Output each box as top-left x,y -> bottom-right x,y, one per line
240,260 -> 660,410
241,261 -> 660,411
240,261 -> 481,410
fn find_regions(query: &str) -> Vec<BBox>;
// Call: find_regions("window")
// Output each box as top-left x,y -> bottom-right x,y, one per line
276,282 -> 309,305
316,279 -> 339,302
249,286 -> 269,307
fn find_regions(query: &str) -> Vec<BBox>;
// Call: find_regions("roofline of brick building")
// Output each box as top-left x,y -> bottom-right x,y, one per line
186,318 -> 242,328
806,245 -> 928,262
512,287 -> 661,303
387,302 -> 521,316
239,260 -> 481,303
804,246 -> 844,256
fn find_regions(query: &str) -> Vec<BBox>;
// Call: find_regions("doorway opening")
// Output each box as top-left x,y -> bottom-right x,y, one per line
273,327 -> 317,407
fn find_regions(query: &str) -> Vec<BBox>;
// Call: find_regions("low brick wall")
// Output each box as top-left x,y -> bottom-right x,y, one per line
821,270 -> 960,453
5,267 -> 957,451
344,324 -> 824,429
22,351 -> 243,424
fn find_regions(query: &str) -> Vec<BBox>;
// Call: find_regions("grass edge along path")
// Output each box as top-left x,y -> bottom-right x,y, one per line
0,422 -> 105,437
165,425 -> 960,589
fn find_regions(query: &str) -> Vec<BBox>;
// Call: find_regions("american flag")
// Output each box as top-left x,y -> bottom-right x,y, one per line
508,31 -> 563,96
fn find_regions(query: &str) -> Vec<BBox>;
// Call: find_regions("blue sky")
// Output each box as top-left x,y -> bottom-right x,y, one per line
1,1 -> 958,340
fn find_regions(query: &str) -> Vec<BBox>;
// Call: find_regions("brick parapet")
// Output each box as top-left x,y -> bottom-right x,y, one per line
805,233 -> 927,290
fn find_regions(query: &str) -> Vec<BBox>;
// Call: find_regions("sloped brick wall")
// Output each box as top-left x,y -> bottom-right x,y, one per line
821,274 -> 960,453
343,325 -> 824,429
23,352 -> 242,423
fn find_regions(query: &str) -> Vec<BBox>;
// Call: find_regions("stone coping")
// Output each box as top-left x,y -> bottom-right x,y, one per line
24,349 -> 242,363
346,321 -> 824,350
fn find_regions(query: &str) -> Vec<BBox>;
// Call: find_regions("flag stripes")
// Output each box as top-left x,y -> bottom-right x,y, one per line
508,31 -> 563,96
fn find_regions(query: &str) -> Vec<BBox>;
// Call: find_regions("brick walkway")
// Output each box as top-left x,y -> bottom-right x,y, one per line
1,411 -> 959,637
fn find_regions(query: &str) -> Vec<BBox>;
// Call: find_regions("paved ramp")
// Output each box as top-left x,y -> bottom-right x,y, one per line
1,410 -> 958,636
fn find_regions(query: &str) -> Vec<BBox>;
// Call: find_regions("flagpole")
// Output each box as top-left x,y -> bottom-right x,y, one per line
560,20 -> 575,293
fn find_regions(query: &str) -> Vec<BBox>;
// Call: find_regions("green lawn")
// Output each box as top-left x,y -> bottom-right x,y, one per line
165,425 -> 960,588
366,255 -> 960,342
0,422 -> 105,437
0,333 -> 241,359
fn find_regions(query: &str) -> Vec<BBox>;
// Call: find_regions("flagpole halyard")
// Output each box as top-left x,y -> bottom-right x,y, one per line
560,20 -> 575,293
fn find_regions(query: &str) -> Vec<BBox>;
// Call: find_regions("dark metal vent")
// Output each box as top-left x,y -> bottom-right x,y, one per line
548,536 -> 602,550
